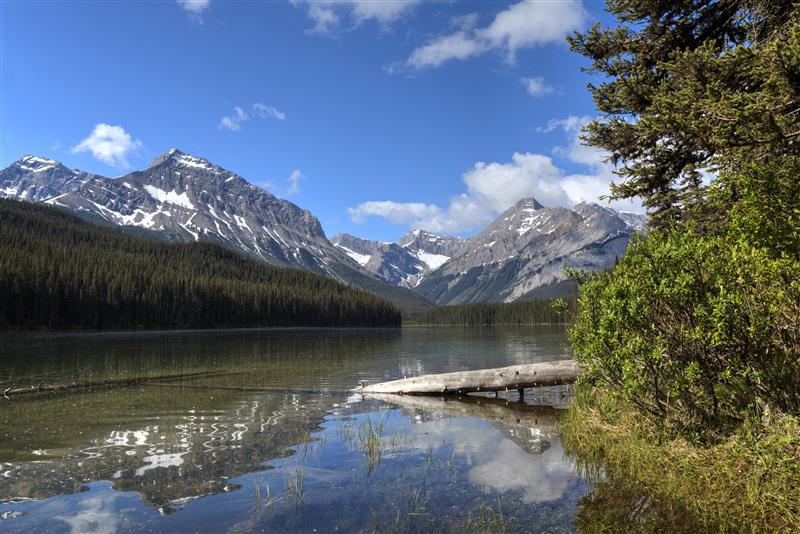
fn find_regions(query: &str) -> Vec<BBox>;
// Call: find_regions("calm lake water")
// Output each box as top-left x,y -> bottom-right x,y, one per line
0,326 -> 590,533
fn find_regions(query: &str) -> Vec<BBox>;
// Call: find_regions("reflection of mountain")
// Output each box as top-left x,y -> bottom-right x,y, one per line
0,387 -> 331,508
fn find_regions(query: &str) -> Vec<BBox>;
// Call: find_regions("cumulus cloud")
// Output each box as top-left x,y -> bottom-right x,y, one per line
347,115 -> 643,233
177,0 -> 210,22
219,103 -> 285,131
296,0 -> 419,34
72,123 -> 142,168
348,200 -> 442,225
521,76 -> 554,97
403,0 -> 587,70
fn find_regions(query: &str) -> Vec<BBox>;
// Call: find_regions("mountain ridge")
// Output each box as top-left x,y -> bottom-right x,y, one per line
0,149 -> 433,312
1,150 -> 646,308
415,197 -> 646,304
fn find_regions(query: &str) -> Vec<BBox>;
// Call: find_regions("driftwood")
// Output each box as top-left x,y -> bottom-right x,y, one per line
1,370 -> 232,398
356,360 -> 581,396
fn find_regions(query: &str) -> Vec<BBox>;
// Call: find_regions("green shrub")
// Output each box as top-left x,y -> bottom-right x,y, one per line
568,229 -> 800,440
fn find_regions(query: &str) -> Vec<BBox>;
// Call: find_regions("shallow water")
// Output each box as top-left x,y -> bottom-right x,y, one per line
0,326 -> 588,532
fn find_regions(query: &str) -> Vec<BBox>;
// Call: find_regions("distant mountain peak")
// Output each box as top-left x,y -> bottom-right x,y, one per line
13,155 -> 64,173
148,148 -> 222,175
513,197 -> 544,211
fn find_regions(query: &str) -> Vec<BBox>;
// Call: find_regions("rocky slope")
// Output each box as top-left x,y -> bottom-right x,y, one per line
414,198 -> 646,304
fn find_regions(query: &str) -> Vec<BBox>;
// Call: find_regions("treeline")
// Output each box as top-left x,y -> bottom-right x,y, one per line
406,296 -> 575,326
0,199 -> 401,329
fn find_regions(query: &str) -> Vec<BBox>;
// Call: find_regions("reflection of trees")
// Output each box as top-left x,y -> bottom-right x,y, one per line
575,477 -> 713,533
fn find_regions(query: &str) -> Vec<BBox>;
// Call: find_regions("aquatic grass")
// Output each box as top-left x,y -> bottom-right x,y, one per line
285,462 -> 306,509
560,387 -> 800,531
357,415 -> 385,472
462,493 -> 513,533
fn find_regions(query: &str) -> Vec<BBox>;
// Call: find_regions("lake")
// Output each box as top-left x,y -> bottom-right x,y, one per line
0,326 -> 589,532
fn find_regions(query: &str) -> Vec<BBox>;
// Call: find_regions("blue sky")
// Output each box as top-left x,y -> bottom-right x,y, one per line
1,0 -> 637,241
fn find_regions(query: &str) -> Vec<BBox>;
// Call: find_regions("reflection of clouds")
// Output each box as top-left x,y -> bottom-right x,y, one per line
403,415 -> 576,503
55,492 -> 120,534
134,452 -> 186,477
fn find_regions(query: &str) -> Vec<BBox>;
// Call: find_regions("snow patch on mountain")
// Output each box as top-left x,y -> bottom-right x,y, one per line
143,185 -> 196,210
414,250 -> 450,270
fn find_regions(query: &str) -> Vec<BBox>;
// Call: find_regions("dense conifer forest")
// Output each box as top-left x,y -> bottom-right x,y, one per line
0,199 -> 402,329
407,297 -> 575,326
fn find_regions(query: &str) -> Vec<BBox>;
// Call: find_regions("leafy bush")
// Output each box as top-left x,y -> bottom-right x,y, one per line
568,229 -> 800,440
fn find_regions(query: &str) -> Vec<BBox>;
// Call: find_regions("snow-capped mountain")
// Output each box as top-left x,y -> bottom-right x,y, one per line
414,198 -> 646,304
0,149 -> 434,311
2,151 -> 646,308
46,149 -> 354,273
331,230 -> 468,288
0,156 -> 95,202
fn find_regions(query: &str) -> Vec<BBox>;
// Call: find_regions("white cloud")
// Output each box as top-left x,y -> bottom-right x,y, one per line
72,123 -> 142,168
287,169 -> 304,195
351,0 -> 419,24
521,76 -> 554,97
253,103 -> 286,121
219,106 -> 248,131
347,114 -> 643,233
348,200 -> 442,225
177,0 -> 210,22
482,0 -> 586,61
407,31 -> 488,69
463,153 -> 572,211
347,153 -> 574,234
305,3 -> 339,33
219,103 -> 285,131
296,0 -> 419,34
402,0 -> 587,70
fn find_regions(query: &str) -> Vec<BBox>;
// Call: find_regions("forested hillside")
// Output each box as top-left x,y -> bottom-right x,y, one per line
408,297 -> 575,326
0,199 -> 401,329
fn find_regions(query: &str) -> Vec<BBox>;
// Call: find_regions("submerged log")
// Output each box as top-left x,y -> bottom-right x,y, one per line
357,359 -> 581,395
1,370 -> 233,398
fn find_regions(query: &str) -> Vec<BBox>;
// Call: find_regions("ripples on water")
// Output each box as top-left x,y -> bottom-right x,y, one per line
0,327 -> 590,532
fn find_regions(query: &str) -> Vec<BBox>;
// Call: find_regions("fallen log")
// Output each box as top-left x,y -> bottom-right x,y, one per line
356,359 -> 581,395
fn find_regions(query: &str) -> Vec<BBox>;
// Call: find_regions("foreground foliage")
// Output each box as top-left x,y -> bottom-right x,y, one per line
569,227 -> 800,440
560,390 -> 800,532
564,1 -> 800,528
0,199 -> 402,329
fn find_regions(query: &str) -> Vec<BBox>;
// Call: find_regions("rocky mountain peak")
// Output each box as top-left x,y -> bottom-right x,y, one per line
512,197 -> 544,211
148,148 -> 222,175
13,155 -> 66,174
397,229 -> 468,258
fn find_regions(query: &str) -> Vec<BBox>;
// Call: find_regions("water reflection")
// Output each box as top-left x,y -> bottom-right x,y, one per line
0,327 -> 587,532
373,395 -> 577,503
